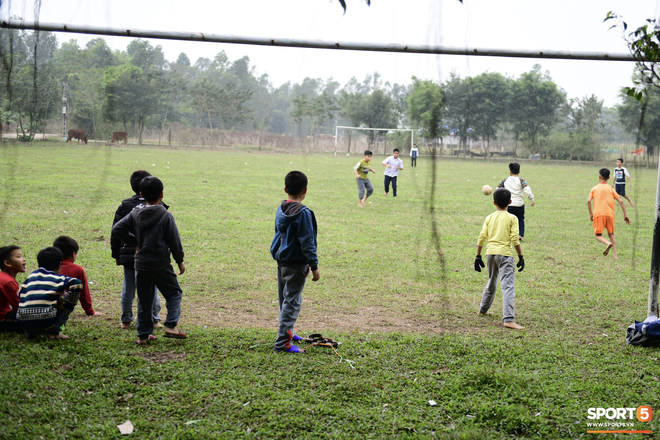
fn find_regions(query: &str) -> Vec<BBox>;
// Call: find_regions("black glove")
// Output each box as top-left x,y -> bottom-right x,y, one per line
474,255 -> 485,272
517,255 -> 525,272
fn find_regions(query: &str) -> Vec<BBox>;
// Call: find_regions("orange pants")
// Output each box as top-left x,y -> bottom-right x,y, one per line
593,216 -> 614,235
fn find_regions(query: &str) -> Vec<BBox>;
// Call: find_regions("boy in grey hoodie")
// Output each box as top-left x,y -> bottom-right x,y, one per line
112,176 -> 187,345
270,171 -> 320,353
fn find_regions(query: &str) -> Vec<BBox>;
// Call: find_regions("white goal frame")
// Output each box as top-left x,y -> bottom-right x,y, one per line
334,126 -> 414,157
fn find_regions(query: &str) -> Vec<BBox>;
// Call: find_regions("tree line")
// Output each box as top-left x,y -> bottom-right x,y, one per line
0,28 -> 652,160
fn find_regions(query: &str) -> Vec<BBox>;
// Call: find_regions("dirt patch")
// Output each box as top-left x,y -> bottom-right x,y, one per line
136,351 -> 188,363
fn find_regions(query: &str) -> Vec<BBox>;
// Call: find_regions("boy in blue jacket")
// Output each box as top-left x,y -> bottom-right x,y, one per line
270,171 -> 320,353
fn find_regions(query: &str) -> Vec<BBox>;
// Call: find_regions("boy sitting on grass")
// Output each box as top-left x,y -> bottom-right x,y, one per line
112,176 -> 187,345
17,247 -> 82,340
474,189 -> 525,330
0,245 -> 26,333
53,235 -> 103,317
270,171 -> 320,353
587,168 -> 631,259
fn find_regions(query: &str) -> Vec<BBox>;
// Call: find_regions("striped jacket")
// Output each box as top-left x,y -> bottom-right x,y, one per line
17,268 -> 82,321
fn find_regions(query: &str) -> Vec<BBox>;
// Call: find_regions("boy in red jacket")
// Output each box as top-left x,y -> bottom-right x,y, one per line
0,245 -> 26,332
53,236 -> 104,317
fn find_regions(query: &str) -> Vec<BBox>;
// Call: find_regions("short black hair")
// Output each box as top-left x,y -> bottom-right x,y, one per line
509,163 -> 520,174
0,245 -> 20,271
494,188 -> 511,209
37,247 -> 63,271
53,236 -> 79,259
393,148 -> 400,153
617,158 -> 624,163
599,168 -> 610,180
285,171 -> 308,196
130,170 -> 152,194
413,143 -> 417,147
364,150 -> 373,156
140,176 -> 164,202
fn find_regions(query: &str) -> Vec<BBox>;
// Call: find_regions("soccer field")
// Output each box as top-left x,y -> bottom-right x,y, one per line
0,143 -> 658,438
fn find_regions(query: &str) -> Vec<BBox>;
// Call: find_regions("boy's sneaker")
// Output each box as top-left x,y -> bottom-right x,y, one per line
292,334 -> 303,342
274,345 -> 305,354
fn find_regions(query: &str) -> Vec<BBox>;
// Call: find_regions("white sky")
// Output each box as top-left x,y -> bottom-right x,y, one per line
2,0 -> 657,107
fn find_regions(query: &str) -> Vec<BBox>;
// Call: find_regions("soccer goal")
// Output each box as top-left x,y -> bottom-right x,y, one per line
334,126 -> 415,157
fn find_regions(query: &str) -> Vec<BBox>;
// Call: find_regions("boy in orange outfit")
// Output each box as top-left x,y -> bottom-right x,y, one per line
587,168 -> 631,259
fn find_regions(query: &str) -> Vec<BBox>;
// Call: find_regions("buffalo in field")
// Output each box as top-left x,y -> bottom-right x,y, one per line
111,131 -> 128,145
66,129 -> 88,144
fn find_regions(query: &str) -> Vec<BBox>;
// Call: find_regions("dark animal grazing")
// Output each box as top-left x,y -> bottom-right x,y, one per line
66,129 -> 88,144
111,131 -> 128,145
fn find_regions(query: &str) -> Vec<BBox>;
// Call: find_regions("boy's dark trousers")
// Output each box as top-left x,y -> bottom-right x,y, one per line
507,205 -> 525,237
275,265 -> 308,350
136,266 -> 182,339
384,175 -> 398,197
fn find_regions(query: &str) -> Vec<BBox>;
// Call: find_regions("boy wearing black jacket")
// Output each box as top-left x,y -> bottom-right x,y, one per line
112,176 -> 187,345
111,170 -> 162,330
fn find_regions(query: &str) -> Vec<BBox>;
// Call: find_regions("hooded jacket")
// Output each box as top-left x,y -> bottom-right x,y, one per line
112,204 -> 184,271
270,201 -> 318,270
111,194 -> 169,266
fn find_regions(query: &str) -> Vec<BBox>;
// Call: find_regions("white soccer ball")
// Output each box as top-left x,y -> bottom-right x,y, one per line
482,184 -> 493,195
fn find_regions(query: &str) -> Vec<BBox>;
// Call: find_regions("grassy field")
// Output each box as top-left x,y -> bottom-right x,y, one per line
0,141 -> 658,439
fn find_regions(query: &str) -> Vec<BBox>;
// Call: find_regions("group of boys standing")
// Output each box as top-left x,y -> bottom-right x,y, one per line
0,171 -> 188,345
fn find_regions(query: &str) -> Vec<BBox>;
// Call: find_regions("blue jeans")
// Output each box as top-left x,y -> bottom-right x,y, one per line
135,266 -> 183,339
121,265 -> 162,324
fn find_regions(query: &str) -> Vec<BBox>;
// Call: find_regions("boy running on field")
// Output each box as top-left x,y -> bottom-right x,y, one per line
382,148 -> 404,197
612,158 -> 634,207
475,188 -> 525,330
588,168 -> 630,259
354,150 -> 376,207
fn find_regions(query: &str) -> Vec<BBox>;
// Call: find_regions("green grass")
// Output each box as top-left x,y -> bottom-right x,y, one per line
0,141 -> 658,439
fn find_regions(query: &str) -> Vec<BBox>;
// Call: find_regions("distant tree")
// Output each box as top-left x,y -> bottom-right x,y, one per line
175,52 -> 191,67
103,64 -> 161,144
509,65 -> 565,156
338,91 -> 365,153
470,72 -> 510,158
355,89 -> 396,146
291,92 -> 335,151
618,87 -> 660,162
407,76 -> 444,149
127,39 -> 166,71
444,72 -> 473,154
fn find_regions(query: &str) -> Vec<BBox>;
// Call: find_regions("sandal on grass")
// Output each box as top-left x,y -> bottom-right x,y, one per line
164,329 -> 187,339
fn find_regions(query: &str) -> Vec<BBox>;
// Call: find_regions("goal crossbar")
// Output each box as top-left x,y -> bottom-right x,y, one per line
334,126 -> 414,157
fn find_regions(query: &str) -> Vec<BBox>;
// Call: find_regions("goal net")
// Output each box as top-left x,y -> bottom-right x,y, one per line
334,126 -> 414,157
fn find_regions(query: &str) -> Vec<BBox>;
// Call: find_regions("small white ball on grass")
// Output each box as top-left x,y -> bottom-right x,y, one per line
482,184 -> 493,195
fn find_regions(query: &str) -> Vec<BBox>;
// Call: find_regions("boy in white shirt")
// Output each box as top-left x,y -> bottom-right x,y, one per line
382,149 -> 404,197
497,163 -> 535,240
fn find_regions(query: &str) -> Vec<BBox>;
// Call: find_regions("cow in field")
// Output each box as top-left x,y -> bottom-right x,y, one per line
111,131 -> 128,145
66,129 -> 88,144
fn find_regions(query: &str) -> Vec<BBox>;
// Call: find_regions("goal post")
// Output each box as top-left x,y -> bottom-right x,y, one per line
334,126 -> 414,157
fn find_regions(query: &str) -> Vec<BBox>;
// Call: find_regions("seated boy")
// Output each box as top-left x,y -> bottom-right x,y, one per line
112,176 -> 187,344
0,245 -> 26,332
53,236 -> 103,317
17,247 -> 82,340
270,171 -> 320,353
